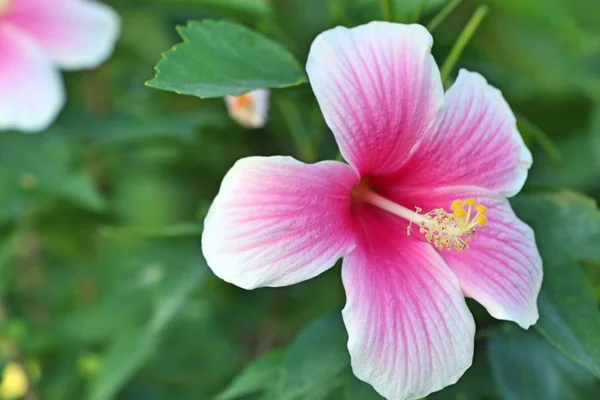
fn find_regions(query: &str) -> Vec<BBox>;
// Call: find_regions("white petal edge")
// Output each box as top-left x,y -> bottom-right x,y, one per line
5,0 -> 121,70
342,235 -> 475,399
306,22 -> 444,176
0,24 -> 65,133
201,156 -> 359,290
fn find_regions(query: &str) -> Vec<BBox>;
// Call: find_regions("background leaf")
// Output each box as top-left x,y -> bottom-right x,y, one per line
489,328 -> 599,400
217,348 -> 284,400
147,20 -> 306,98
84,240 -> 207,400
274,314 -> 350,400
512,191 -> 600,377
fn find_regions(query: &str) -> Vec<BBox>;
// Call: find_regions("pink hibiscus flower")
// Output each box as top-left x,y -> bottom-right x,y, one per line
202,22 -> 542,399
0,0 -> 120,132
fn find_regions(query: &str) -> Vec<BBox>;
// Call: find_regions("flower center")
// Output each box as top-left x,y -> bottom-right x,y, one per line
357,189 -> 487,251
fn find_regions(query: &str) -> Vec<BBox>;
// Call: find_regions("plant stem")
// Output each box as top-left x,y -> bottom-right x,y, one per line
427,0 -> 464,32
440,4 -> 489,84
381,0 -> 394,22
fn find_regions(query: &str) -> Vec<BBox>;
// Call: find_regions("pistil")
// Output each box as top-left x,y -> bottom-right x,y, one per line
361,190 -> 427,226
358,189 -> 487,251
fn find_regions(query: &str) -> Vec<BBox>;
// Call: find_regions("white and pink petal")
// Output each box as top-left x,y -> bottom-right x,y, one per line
0,24 -> 64,132
443,194 -> 541,328
398,69 -> 532,197
342,209 -> 475,399
202,156 -> 359,290
4,0 -> 120,70
306,22 -> 444,176
388,186 -> 542,329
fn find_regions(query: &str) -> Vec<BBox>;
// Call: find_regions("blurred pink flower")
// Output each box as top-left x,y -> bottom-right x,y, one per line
202,22 -> 542,400
0,0 -> 120,132
225,89 -> 270,128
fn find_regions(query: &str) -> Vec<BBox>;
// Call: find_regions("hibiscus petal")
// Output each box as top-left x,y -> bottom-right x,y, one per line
389,186 -> 542,329
5,0 -> 120,70
306,22 -> 444,176
0,24 -> 64,132
398,69 -> 532,197
342,208 -> 475,400
202,156 -> 359,290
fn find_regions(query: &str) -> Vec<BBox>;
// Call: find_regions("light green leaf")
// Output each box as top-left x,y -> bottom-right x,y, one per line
489,329 -> 598,400
147,20 -> 306,98
512,191 -> 600,377
217,349 -> 285,399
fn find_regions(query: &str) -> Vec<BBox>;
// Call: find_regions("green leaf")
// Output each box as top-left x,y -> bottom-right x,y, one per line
528,133 -> 600,193
179,0 -> 273,17
118,10 -> 172,63
274,313 -> 349,400
0,170 -> 30,224
86,327 -> 157,400
343,373 -> 383,400
271,0 -> 333,53
147,20 -> 306,98
58,173 -> 105,212
60,110 -> 230,147
217,349 -> 285,399
429,345 -> 496,400
512,191 -> 600,377
590,100 -> 600,171
346,0 -> 445,25
464,0 -> 600,97
0,132 -> 104,212
84,240 -> 207,400
488,328 -> 598,400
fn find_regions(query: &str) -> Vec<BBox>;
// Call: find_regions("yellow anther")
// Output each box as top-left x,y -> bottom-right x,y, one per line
477,215 -> 488,226
416,200 -> 489,251
453,208 -> 466,218
359,190 -> 489,253
450,200 -> 463,211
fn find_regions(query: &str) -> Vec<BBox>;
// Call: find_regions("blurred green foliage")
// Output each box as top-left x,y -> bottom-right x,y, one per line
1,0 -> 600,399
